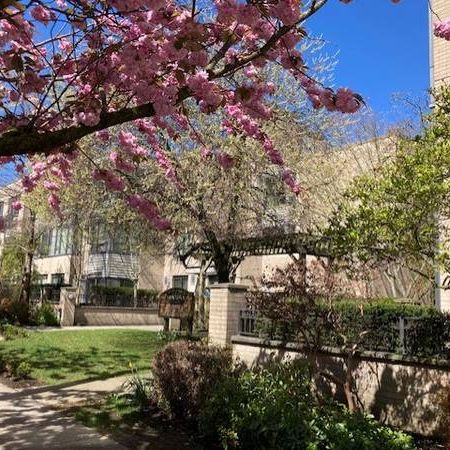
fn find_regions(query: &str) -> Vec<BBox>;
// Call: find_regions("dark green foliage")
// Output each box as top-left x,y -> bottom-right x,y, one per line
122,364 -> 151,412
89,285 -> 159,307
32,303 -> 60,326
0,298 -> 30,324
199,361 -> 415,450
151,341 -> 234,421
255,298 -> 450,358
0,323 -> 29,340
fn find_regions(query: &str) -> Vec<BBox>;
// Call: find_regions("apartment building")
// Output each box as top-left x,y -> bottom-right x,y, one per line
430,0 -> 450,88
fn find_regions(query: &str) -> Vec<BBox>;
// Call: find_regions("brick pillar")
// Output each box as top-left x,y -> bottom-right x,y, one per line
208,283 -> 248,346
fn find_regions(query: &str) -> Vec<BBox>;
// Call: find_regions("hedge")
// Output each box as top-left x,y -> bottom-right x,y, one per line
254,298 -> 450,359
88,285 -> 159,308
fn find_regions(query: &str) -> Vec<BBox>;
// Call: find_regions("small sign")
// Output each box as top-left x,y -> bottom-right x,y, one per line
158,288 -> 195,319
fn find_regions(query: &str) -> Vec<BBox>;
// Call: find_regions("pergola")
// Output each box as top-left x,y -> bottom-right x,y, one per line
177,231 -> 332,269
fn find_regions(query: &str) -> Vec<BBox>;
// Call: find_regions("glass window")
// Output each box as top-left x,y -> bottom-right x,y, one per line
90,223 -> 108,254
90,223 -> 131,254
0,201 -> 4,217
38,228 -> 72,257
172,275 -> 188,290
37,274 -> 48,285
207,275 -> 218,286
51,273 -> 64,286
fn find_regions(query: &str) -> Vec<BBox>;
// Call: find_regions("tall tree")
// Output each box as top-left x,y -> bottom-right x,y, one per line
327,86 -> 450,288
0,0 -> 440,231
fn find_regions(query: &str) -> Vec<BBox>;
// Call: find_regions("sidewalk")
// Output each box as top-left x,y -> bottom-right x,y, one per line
27,325 -> 163,332
0,376 -> 131,449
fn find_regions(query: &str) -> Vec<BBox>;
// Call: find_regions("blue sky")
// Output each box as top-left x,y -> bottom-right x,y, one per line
307,0 -> 430,123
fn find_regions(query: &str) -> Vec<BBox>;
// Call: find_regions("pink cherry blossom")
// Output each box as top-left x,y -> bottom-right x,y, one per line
11,200 -> 22,211
435,19 -> 450,41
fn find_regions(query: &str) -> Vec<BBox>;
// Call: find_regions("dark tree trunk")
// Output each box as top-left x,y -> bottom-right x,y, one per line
213,249 -> 232,283
194,257 -> 209,330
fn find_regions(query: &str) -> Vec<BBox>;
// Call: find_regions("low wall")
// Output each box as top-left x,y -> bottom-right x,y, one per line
74,306 -> 164,326
232,335 -> 450,437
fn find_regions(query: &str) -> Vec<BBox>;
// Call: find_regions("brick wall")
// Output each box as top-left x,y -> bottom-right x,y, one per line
431,0 -> 450,87
232,336 -> 450,437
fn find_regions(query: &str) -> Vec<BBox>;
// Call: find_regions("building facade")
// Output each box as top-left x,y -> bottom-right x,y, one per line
430,0 -> 450,88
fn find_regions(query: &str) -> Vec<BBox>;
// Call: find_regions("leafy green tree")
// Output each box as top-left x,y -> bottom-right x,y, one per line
327,86 -> 450,284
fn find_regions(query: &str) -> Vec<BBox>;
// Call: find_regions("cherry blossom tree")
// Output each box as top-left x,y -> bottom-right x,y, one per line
0,0 -> 447,230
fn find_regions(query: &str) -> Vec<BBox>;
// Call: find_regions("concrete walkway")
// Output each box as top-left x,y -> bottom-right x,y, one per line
28,325 -> 163,332
0,376 -> 131,449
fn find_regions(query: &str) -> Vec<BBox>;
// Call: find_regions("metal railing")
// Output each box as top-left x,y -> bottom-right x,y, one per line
85,293 -> 158,309
238,310 -> 450,358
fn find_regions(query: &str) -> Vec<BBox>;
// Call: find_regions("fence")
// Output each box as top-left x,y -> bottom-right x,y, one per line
86,285 -> 159,309
239,308 -> 450,358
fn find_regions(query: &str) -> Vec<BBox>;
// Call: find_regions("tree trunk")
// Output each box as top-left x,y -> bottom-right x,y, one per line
19,211 -> 36,308
133,280 -> 138,308
194,257 -> 208,330
213,249 -> 232,283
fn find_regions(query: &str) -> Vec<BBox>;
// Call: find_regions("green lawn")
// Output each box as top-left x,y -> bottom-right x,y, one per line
0,329 -> 162,385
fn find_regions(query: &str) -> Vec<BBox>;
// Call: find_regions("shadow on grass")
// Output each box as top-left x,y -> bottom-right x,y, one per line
0,330 -> 162,385
73,396 -> 204,450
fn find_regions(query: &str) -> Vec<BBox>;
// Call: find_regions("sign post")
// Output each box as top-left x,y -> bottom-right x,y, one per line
158,288 -> 195,334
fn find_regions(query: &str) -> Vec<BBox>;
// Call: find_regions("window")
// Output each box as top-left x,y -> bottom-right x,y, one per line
90,223 -> 131,254
51,273 -> 65,286
37,228 -> 72,257
0,201 -> 4,217
172,275 -> 188,290
37,274 -> 48,285
90,223 -> 108,254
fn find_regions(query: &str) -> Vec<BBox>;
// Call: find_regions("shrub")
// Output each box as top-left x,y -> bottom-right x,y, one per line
151,341 -> 234,420
199,361 -> 415,450
199,360 -> 315,449
0,323 -> 29,340
122,364 -> 151,412
0,299 -> 30,324
14,361 -> 32,379
253,296 -> 450,358
89,285 -> 158,308
33,303 -> 59,326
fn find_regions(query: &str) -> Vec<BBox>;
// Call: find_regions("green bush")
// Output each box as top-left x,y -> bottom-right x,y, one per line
33,303 -> 59,326
89,285 -> 158,307
0,298 -> 31,324
199,361 -> 315,449
255,297 -> 450,358
151,341 -> 234,421
0,323 -> 29,340
14,361 -> 32,379
199,361 -> 415,450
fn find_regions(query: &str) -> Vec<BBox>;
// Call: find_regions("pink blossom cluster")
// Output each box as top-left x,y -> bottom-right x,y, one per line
225,103 -> 301,195
299,77 -> 361,113
118,131 -> 148,158
435,19 -> 450,41
135,119 -> 181,188
127,194 -> 172,230
110,151 -> 136,173
92,169 -> 126,192
216,151 -> 235,169
11,200 -> 22,211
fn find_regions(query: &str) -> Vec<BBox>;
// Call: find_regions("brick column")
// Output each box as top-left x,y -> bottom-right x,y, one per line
208,283 -> 248,346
